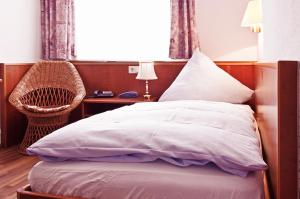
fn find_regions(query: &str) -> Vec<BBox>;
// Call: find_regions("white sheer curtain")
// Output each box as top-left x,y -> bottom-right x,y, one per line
75,0 -> 170,61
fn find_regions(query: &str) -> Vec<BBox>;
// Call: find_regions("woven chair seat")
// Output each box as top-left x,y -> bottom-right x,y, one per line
23,104 -> 70,113
9,61 -> 86,154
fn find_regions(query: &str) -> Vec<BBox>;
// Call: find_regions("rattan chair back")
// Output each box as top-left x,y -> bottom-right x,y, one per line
9,61 -> 86,154
9,61 -> 86,116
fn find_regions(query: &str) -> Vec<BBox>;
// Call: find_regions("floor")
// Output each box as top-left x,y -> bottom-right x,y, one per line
0,146 -> 39,199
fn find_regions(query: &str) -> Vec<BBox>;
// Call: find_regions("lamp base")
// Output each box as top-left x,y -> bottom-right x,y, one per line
250,25 -> 261,33
143,94 -> 151,101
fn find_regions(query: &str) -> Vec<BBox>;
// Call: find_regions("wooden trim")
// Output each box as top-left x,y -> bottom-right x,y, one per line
264,173 -> 271,199
214,61 -> 256,66
0,63 -> 32,147
0,63 -> 6,147
255,62 -> 277,69
71,60 -> 256,65
17,185 -> 82,199
83,96 -> 157,104
70,60 -> 256,66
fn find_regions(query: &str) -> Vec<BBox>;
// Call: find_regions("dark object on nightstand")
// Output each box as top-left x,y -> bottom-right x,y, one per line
93,90 -> 114,98
118,91 -> 139,98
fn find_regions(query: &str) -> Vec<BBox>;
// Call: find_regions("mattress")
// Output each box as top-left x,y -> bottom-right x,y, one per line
29,160 -> 264,199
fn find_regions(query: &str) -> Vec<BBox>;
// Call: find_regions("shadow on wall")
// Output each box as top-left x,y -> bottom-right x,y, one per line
215,46 -> 257,61
195,0 -> 258,61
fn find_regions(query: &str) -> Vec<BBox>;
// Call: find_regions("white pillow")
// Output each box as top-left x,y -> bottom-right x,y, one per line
159,50 -> 253,103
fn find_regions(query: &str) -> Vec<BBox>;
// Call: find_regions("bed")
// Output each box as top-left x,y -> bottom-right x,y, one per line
14,60 -> 298,199
24,100 -> 265,199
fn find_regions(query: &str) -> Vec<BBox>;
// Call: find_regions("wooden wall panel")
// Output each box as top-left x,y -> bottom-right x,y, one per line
0,63 -> 4,146
216,61 -> 255,90
0,63 -> 3,146
72,62 -> 185,98
255,63 -> 278,199
72,61 -> 255,97
0,61 -> 255,147
0,64 -> 31,147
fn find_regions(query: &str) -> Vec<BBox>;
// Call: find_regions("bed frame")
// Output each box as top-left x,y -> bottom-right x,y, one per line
255,61 -> 298,199
1,61 -> 297,199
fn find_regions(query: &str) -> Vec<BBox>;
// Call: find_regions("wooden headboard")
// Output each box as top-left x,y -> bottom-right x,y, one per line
0,60 -> 298,199
255,61 -> 298,199
71,61 -> 255,97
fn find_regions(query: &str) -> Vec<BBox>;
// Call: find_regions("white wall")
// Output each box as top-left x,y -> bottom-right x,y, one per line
0,0 -> 257,63
0,0 -> 41,63
259,0 -> 300,61
196,0 -> 258,61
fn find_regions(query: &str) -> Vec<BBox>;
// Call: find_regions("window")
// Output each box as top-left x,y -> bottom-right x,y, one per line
75,0 -> 170,61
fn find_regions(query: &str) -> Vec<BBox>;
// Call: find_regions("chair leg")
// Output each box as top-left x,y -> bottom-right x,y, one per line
18,123 -> 66,154
18,114 -> 69,155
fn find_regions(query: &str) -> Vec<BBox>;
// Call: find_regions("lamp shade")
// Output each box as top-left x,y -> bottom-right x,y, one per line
241,0 -> 262,27
136,62 -> 157,80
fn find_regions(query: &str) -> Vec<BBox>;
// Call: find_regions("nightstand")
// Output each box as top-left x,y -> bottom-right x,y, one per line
81,96 -> 157,118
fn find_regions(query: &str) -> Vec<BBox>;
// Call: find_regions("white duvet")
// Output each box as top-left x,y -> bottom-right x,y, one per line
27,100 -> 267,176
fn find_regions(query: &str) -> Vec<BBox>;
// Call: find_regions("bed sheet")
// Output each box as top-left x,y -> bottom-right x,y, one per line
29,160 -> 264,199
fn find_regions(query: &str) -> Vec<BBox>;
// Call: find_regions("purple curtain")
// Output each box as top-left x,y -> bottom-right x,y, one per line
41,0 -> 75,60
169,0 -> 200,59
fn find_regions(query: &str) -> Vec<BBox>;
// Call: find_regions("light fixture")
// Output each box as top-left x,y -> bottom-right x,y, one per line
136,61 -> 157,100
241,0 -> 262,33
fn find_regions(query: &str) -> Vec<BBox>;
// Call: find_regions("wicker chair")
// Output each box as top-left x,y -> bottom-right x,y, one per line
9,61 -> 86,154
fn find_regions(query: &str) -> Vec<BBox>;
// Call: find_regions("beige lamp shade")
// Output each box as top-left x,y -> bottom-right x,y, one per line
136,62 -> 158,80
241,0 -> 262,32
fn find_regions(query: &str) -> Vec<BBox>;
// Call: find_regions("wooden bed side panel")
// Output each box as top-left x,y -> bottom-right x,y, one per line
255,63 -> 278,199
255,61 -> 298,199
277,61 -> 298,199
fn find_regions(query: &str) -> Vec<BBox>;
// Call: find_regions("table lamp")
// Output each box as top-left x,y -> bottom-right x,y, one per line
136,61 -> 157,100
241,0 -> 262,33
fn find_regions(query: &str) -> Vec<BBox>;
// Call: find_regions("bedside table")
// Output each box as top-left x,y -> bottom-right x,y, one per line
81,96 -> 157,118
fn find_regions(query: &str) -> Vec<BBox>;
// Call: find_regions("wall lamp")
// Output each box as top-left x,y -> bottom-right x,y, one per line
241,0 -> 262,33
